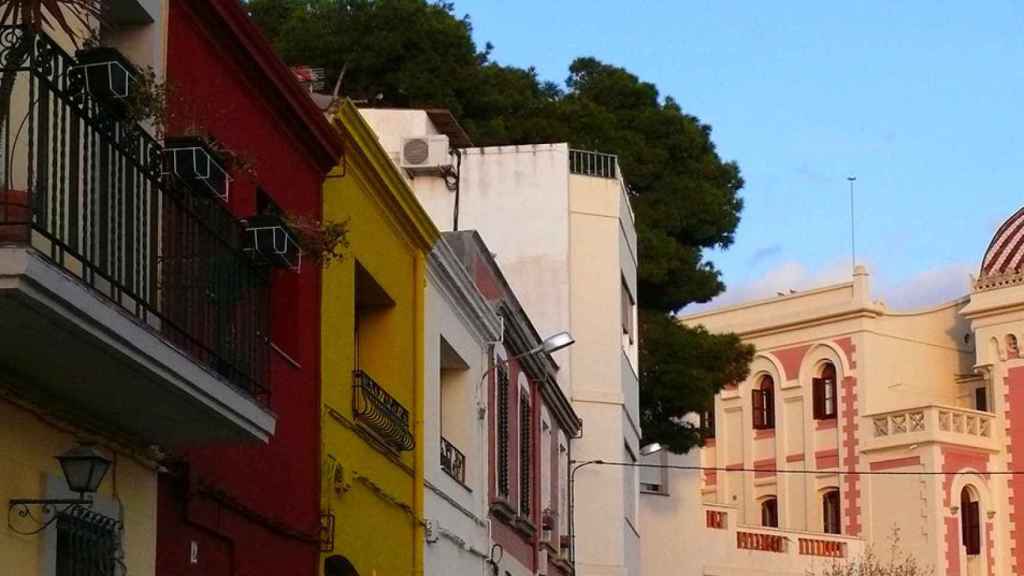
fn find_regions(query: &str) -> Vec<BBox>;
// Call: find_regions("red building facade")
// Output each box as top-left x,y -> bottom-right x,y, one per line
156,2 -> 341,575
447,231 -> 580,576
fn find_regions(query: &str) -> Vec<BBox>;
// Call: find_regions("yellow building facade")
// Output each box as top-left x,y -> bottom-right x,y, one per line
320,101 -> 438,576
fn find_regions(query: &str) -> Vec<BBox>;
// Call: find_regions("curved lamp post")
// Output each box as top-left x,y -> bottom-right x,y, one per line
569,442 -> 663,574
8,444 -> 112,535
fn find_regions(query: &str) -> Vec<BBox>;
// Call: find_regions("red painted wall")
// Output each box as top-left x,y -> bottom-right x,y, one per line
156,2 -> 329,575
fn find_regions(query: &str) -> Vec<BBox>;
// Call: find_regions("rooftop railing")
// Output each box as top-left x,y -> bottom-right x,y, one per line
0,26 -> 269,399
569,149 -> 618,179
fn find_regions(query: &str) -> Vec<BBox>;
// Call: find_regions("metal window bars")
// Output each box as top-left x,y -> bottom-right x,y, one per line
352,370 -> 415,451
0,26 -> 270,399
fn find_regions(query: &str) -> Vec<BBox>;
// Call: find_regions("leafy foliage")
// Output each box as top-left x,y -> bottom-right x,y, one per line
0,0 -> 105,45
248,0 -> 753,451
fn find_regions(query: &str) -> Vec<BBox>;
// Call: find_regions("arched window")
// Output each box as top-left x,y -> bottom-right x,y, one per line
1007,334 -> 1019,359
752,375 -> 775,430
813,363 -> 838,420
961,487 -> 981,556
761,497 -> 779,528
325,555 -> 360,576
822,489 -> 841,534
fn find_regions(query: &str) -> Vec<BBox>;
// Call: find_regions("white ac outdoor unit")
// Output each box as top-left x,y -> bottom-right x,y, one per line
400,135 -> 452,176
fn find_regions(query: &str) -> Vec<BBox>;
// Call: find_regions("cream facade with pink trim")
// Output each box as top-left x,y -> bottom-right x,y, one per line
641,207 -> 1024,576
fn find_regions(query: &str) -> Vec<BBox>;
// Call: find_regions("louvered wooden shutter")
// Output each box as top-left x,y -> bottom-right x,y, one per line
752,389 -> 765,429
813,378 -> 825,419
964,500 -> 981,555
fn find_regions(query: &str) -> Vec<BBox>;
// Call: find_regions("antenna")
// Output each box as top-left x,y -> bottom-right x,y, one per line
847,176 -> 857,271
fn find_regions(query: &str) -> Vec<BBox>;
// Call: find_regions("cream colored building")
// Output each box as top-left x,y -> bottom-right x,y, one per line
641,206 -> 1024,576
360,109 -> 641,576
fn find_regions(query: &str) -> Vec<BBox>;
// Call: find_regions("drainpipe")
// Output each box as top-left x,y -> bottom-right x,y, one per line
452,148 -> 463,231
414,253 -> 426,575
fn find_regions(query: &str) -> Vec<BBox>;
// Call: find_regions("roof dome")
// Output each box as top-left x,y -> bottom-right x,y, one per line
981,207 -> 1024,277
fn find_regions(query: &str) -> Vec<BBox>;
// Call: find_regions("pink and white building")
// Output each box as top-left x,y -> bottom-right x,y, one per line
642,208 -> 1024,576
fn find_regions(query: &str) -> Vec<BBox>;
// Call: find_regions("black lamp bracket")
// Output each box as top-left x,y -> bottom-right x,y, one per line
7,498 -> 92,536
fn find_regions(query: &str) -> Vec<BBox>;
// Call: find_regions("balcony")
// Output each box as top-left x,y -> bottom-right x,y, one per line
440,435 -> 466,484
699,504 -> 864,573
865,405 -> 997,453
352,370 -> 414,451
0,27 -> 274,444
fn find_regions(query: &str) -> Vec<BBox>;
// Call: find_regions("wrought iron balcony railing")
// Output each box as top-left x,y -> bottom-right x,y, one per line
0,26 -> 269,399
352,370 -> 414,451
440,435 -> 466,484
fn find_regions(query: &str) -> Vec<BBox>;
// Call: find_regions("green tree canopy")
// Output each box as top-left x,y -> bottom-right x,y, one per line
248,0 -> 753,452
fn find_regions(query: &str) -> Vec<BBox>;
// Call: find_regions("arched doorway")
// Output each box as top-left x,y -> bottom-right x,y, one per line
325,555 -> 359,576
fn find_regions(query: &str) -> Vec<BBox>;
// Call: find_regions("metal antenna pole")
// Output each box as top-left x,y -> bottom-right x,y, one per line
847,176 -> 857,271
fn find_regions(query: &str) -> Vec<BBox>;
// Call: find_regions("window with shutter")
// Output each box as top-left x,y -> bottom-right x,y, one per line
961,488 -> 982,556
813,378 -> 825,419
761,498 -> 779,528
519,390 -> 532,516
497,363 -> 510,499
823,490 -> 841,534
752,389 -> 765,429
814,364 -> 838,420
975,387 -> 988,413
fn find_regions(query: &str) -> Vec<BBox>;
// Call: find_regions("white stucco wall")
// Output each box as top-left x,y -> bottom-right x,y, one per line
424,241 -> 500,576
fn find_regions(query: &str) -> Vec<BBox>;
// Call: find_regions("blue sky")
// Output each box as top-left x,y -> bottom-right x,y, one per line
453,1 -> 1024,310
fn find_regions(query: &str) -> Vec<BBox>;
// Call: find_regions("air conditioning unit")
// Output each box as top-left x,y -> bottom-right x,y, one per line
400,135 -> 452,176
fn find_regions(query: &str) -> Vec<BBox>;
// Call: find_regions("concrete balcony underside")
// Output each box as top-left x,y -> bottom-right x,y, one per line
0,246 -> 275,446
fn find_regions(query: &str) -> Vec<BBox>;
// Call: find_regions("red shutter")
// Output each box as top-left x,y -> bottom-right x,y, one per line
752,389 -> 764,429
765,387 -> 775,429
812,378 -> 825,419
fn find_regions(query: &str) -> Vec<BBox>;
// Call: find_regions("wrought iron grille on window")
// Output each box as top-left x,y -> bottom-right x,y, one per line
519,390 -> 532,516
0,26 -> 270,399
55,507 -> 119,576
352,370 -> 414,451
497,363 -> 510,498
440,436 -> 466,484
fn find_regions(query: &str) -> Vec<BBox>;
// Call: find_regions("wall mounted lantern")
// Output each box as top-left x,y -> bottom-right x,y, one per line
7,444 -> 112,535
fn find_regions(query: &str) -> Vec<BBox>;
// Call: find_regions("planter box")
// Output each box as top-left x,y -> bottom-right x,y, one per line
244,214 -> 302,271
75,47 -> 136,117
164,137 -> 231,202
0,189 -> 29,243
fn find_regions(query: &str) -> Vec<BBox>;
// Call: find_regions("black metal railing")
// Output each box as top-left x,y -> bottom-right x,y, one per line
0,26 -> 269,399
352,370 -> 414,451
569,149 -> 617,179
440,435 -> 466,484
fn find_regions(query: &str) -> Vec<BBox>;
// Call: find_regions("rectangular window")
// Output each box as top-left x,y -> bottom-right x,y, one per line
975,387 -> 988,413
963,500 -> 981,555
519,390 -> 532,516
761,498 -> 779,528
813,378 -> 838,420
752,388 -> 774,430
823,490 -> 841,534
497,363 -> 511,499
558,433 -> 569,536
621,279 -> 635,344
56,509 -> 118,575
640,450 -> 668,495
701,408 -> 716,438
541,410 -> 552,521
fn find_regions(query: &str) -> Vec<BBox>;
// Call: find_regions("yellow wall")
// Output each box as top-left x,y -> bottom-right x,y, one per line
0,396 -> 157,575
320,102 -> 437,576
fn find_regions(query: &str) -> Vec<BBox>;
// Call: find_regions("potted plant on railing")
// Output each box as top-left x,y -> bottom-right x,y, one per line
282,214 -> 350,269
75,42 -> 136,117
243,212 -> 303,271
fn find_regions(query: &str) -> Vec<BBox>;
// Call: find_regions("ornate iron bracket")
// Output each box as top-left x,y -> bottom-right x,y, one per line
7,498 -> 92,536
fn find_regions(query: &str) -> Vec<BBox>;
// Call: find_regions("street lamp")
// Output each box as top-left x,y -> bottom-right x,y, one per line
8,443 -> 112,535
568,443 -> 664,573
510,331 -> 575,360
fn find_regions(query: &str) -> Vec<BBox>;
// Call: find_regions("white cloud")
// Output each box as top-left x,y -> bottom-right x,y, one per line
681,260 -> 973,316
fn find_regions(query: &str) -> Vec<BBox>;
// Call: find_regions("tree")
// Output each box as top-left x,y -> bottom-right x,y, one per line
248,0 -> 754,452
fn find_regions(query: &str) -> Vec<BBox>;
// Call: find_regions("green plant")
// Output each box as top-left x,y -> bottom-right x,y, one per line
123,65 -> 169,131
284,214 -> 349,268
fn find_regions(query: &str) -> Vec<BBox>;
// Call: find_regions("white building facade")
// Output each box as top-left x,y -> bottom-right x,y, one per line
424,238 -> 503,576
361,109 -> 641,576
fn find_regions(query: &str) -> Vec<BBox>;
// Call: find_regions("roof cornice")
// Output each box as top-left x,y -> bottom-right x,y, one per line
181,0 -> 343,172
426,239 -> 502,344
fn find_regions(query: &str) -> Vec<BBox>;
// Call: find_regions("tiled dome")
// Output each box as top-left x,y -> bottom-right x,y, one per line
981,207 -> 1024,277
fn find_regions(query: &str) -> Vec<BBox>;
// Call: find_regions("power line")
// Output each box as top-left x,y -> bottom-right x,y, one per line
574,459 -> 1012,477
